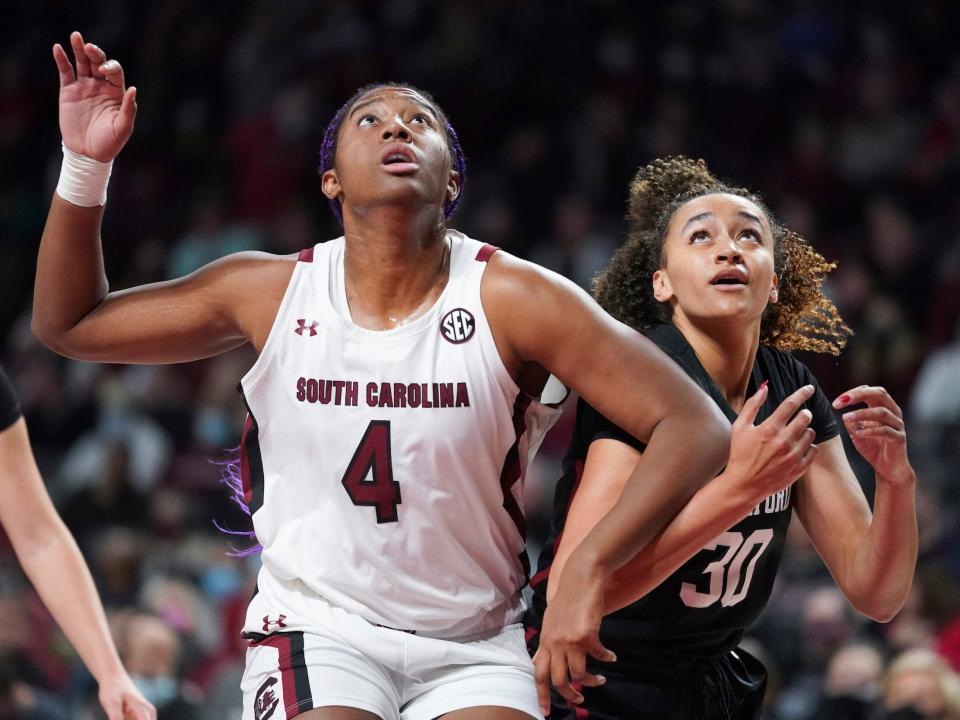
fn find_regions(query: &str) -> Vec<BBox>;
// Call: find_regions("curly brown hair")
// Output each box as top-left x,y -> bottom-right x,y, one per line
593,156 -> 851,354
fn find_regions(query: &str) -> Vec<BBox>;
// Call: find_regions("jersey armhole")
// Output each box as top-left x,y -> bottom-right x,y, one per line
239,256 -> 309,393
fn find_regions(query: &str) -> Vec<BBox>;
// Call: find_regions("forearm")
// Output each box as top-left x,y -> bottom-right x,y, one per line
568,412 -> 728,582
603,468 -> 753,613
13,519 -> 125,683
845,471 -> 918,621
32,196 -> 109,348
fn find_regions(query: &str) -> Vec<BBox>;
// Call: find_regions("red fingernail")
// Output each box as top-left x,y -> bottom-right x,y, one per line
838,394 -> 850,404
759,380 -> 769,391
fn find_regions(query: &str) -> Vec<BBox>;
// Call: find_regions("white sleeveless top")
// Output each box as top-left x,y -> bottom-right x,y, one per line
238,230 -> 566,638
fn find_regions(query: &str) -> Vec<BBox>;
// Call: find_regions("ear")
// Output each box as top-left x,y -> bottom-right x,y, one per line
769,272 -> 779,304
321,168 -> 341,201
652,268 -> 674,303
446,169 -> 461,204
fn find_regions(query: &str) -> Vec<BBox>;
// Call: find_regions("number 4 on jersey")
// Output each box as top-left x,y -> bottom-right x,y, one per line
341,421 -> 402,523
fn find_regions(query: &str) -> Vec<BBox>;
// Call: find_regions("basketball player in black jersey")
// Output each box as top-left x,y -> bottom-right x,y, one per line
527,157 -> 919,719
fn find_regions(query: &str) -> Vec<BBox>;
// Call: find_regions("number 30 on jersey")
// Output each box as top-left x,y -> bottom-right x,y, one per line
341,421 -> 402,523
680,529 -> 774,608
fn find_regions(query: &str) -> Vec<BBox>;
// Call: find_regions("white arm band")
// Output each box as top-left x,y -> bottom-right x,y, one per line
56,143 -> 113,207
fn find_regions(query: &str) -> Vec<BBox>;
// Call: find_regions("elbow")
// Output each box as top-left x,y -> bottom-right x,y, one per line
855,601 -> 902,624
848,588 -> 909,624
30,317 -> 78,359
30,315 -> 60,352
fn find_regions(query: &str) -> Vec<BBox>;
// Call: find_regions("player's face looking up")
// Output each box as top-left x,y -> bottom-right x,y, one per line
652,192 -> 780,328
321,87 -> 460,224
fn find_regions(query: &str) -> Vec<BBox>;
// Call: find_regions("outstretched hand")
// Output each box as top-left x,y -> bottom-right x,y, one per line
834,385 -> 912,482
53,31 -> 137,162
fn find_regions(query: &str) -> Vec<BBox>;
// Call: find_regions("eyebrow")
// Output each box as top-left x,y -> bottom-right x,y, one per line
681,211 -> 713,233
347,94 -> 440,123
681,209 -> 765,233
737,210 -> 763,226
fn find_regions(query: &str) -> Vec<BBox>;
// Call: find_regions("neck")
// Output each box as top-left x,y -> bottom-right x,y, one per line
340,205 -> 448,328
672,313 -> 761,411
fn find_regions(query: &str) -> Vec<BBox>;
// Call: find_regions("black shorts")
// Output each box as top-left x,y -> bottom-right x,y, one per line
527,629 -> 767,720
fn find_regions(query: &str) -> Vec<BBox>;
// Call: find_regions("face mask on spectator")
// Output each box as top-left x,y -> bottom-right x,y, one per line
131,673 -> 177,707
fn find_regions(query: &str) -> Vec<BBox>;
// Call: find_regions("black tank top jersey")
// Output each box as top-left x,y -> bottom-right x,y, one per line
0,365 -> 21,433
529,324 -> 839,664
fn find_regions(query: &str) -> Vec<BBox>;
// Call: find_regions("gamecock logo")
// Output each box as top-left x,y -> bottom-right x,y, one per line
255,677 -> 280,720
440,308 -> 475,344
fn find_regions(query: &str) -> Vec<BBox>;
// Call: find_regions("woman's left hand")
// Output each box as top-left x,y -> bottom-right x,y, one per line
833,385 -> 913,483
98,672 -> 156,720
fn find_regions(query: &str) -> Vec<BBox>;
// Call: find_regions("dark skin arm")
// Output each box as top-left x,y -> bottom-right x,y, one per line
32,196 -> 293,362
482,252 -> 730,712
34,31 -> 294,362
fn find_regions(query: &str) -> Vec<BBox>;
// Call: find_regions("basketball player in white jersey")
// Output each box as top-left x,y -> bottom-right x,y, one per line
35,33 -> 732,720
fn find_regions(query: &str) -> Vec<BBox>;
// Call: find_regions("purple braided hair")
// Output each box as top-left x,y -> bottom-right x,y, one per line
318,83 -> 466,225
212,448 -> 262,557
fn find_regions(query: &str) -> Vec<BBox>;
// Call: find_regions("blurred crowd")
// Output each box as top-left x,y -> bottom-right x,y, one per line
2,0 -> 960,718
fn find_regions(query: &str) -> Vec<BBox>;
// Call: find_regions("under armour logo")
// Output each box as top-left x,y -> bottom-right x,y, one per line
262,614 -> 287,632
295,319 -> 318,336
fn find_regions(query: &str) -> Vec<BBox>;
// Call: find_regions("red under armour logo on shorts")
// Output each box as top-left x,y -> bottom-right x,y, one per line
262,614 -> 287,632
295,319 -> 318,336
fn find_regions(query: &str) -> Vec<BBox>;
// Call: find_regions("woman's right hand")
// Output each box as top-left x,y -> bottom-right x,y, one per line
53,31 -> 137,162
725,382 -> 818,503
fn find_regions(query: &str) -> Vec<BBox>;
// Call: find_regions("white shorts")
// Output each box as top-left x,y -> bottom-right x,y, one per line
240,595 -> 542,720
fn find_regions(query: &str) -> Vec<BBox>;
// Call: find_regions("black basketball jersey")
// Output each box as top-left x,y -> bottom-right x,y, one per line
0,365 -> 21,433
530,324 -> 839,664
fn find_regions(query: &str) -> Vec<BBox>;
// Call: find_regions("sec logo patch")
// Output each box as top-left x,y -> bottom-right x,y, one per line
440,308 -> 475,344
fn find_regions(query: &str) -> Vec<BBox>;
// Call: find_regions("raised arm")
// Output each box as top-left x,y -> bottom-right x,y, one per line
33,33 -> 291,364
793,386 -> 917,623
0,416 -> 155,720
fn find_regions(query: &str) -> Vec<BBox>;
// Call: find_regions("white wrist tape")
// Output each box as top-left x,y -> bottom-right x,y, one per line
56,143 -> 113,207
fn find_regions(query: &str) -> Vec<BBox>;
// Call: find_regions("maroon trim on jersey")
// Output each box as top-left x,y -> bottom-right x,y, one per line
239,394 -> 266,515
530,458 -> 585,589
251,632 -> 313,717
297,246 -> 315,263
499,393 -> 533,579
475,243 -> 499,262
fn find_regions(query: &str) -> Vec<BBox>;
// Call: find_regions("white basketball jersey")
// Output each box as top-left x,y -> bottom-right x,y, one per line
238,231 -> 566,638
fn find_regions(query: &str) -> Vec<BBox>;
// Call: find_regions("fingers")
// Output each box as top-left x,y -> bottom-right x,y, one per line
52,43 -> 76,86
784,408 -> 813,441
834,385 -> 902,416
767,385 -> 815,426
533,649 -> 551,716
98,58 -> 126,89
116,86 -> 138,137
799,441 -> 818,467
69,31 -> 92,77
551,652 -> 583,707
587,636 -> 617,664
84,41 -> 108,78
842,406 -> 904,432
734,381 -> 769,428
852,425 -> 903,439
127,698 -> 157,720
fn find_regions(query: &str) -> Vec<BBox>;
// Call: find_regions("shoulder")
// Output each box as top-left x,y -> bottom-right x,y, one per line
198,250 -> 299,298
482,250 -> 589,307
